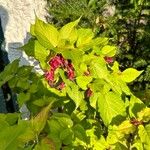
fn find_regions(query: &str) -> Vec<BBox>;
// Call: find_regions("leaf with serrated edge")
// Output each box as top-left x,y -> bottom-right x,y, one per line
34,18 -> 59,48
98,92 -> 126,126
32,102 -> 53,135
59,18 -> 80,40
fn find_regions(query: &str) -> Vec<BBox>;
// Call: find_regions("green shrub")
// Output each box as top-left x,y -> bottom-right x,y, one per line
47,0 -> 150,101
0,18 -> 149,150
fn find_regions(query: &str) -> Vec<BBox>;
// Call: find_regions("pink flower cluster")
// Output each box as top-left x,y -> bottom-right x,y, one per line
44,54 -> 75,89
104,56 -> 113,63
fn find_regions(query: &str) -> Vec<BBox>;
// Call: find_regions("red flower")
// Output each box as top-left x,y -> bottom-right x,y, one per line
104,56 -> 113,63
45,54 -> 76,89
49,54 -> 65,70
44,69 -> 54,81
86,88 -> 93,98
130,118 -> 143,126
57,82 -> 65,90
67,68 -> 75,80
66,62 -> 75,80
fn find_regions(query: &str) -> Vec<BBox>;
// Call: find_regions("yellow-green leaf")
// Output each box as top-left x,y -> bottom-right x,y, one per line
120,68 -> 143,83
34,40 -> 50,69
138,108 -> 150,122
76,76 -> 93,90
101,45 -> 117,57
98,92 -> 126,126
59,18 -> 80,40
138,124 -> 150,149
76,28 -> 94,47
34,18 -> 59,48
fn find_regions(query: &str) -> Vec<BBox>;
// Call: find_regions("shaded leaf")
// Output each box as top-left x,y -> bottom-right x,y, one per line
32,102 -> 53,135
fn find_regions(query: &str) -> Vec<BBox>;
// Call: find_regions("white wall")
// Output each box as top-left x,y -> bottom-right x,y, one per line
0,0 -> 47,70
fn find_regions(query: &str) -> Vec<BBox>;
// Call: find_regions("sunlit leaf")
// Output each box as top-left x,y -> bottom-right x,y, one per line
34,18 -> 59,48
120,68 -> 143,83
98,92 -> 126,126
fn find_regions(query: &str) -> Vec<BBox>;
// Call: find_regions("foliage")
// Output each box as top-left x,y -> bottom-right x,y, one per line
47,0 -> 150,102
0,18 -> 150,149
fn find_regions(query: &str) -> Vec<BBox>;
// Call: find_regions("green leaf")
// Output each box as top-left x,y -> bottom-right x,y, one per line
48,113 -> 73,149
138,124 -> 150,148
92,136 -> 109,150
137,108 -> 150,122
33,96 -> 56,107
60,128 -> 73,145
4,113 -> 19,126
120,68 -> 143,83
114,142 -> 128,150
17,79 -> 30,90
90,58 -> 108,79
112,61 -> 119,72
0,119 -> 9,131
76,28 -> 94,48
66,82 -> 84,108
34,137 -> 55,150
107,120 -> 135,145
52,113 -> 73,128
129,95 -> 145,118
107,74 -> 131,95
0,122 -> 28,150
22,39 -> 49,69
59,18 -> 80,40
101,45 -> 117,57
32,102 -> 53,135
18,92 -> 31,106
117,120 -> 136,135
20,38 -> 35,56
34,40 -> 49,69
62,48 -> 83,73
89,92 -> 100,109
30,24 -> 36,36
98,92 -> 126,126
17,121 -> 35,144
0,60 -> 19,86
17,66 -> 33,78
92,37 -> 108,46
73,124 -> 87,143
131,140 -> 144,150
0,113 -> 19,126
76,76 -> 92,90
34,18 -> 59,48
48,119 -> 63,137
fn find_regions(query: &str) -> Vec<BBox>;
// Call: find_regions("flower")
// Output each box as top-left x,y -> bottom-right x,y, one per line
86,88 -> 93,98
104,56 -> 113,63
49,54 -> 65,70
130,118 -> 143,126
45,54 -> 75,89
66,62 -> 75,80
44,69 -> 54,81
57,82 -> 65,90
67,68 -> 75,80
